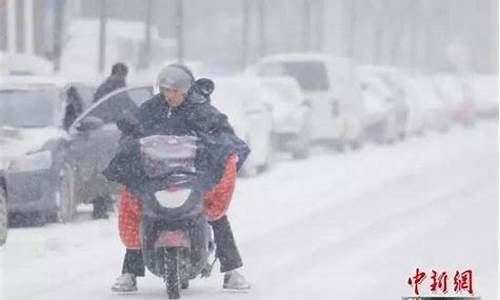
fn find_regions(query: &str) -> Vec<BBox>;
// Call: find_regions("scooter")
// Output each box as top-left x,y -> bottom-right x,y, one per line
130,134 -> 215,299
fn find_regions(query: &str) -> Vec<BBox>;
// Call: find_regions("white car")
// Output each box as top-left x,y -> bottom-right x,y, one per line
404,77 -> 452,134
433,74 -> 476,126
259,77 -> 311,159
252,53 -> 365,151
359,74 -> 399,144
358,65 -> 409,139
465,75 -> 498,119
211,77 -> 274,176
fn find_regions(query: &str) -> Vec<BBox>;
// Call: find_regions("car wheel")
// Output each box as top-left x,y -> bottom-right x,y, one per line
57,163 -> 77,223
0,188 -> 8,246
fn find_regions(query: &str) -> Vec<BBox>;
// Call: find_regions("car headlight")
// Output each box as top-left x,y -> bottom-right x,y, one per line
155,188 -> 192,209
8,151 -> 53,172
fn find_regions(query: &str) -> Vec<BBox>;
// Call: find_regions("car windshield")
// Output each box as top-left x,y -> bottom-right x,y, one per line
260,61 -> 329,91
0,89 -> 59,128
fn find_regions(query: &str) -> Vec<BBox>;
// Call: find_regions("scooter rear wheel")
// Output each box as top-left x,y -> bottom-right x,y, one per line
164,247 -> 180,299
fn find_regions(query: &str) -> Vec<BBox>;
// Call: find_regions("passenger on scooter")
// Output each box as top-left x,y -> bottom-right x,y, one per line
107,64 -> 252,292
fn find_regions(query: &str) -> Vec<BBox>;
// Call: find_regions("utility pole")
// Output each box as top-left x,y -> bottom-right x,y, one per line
24,0 -> 34,55
52,0 -> 65,71
345,0 -> 357,58
175,0 -> 184,63
316,0 -> 325,51
98,0 -> 107,73
408,0 -> 418,72
258,0 -> 266,57
388,0 -> 403,66
141,0 -> 153,69
241,0 -> 250,69
7,0 -> 16,54
303,0 -> 312,51
372,0 -> 385,64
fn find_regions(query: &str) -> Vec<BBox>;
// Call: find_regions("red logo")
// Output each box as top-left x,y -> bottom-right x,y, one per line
407,268 -> 475,296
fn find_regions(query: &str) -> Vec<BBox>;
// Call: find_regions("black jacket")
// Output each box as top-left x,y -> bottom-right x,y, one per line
103,90 -> 250,192
93,75 -> 126,102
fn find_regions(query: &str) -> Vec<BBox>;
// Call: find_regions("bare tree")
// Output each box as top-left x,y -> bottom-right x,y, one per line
139,0 -> 153,70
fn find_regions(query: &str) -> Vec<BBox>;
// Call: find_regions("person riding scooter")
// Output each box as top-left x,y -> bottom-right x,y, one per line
105,64 -> 252,292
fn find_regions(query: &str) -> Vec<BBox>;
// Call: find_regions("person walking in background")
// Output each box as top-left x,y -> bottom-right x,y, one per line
91,62 -> 129,219
93,62 -> 129,102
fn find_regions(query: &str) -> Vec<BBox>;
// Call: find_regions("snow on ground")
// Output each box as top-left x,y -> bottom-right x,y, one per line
1,120 -> 498,300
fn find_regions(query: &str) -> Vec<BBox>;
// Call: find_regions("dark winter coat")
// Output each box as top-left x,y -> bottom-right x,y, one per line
93,74 -> 126,102
63,86 -> 84,130
103,89 -> 250,193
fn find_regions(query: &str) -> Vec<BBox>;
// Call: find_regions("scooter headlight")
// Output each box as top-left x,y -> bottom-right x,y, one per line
155,188 -> 191,209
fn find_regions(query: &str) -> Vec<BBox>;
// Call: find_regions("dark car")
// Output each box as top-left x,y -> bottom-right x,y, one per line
0,77 -> 153,223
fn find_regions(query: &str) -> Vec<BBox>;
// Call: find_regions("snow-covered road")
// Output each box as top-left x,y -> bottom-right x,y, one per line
1,121 -> 498,300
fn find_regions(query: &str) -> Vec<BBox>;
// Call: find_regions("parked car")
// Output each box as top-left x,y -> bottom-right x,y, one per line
466,74 -> 498,119
252,53 -> 365,150
404,77 -> 452,134
0,77 -> 153,223
359,65 -> 408,139
0,183 -> 7,245
433,74 -> 476,126
211,77 -> 274,175
359,73 -> 399,144
0,80 -> 74,224
259,77 -> 312,159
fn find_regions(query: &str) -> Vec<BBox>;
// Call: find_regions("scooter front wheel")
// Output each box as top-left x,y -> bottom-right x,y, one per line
164,247 -> 180,299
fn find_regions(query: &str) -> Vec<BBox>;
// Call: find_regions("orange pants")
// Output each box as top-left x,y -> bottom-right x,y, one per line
119,154 -> 239,249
